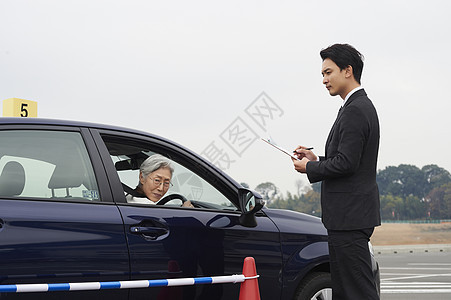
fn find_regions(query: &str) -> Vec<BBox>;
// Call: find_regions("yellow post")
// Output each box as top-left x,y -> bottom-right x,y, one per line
3,98 -> 38,117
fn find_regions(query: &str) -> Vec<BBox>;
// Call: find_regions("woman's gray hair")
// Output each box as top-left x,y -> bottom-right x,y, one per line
139,154 -> 174,180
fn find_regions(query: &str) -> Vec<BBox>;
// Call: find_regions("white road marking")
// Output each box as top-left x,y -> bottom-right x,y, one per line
382,289 -> 451,294
380,264 -> 451,294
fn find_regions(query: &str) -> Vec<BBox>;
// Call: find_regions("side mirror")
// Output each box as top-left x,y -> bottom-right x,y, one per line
238,188 -> 264,227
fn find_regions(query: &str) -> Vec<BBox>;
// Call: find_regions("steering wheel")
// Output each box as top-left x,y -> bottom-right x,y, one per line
157,193 -> 188,205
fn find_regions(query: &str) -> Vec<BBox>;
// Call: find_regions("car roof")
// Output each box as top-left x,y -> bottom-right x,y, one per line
0,117 -> 147,134
0,117 -> 184,151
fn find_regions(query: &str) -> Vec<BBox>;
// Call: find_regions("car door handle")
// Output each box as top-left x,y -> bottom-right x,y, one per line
130,225 -> 168,240
130,226 -> 167,234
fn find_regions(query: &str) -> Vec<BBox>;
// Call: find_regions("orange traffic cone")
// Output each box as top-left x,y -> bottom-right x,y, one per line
157,260 -> 182,300
239,257 -> 261,300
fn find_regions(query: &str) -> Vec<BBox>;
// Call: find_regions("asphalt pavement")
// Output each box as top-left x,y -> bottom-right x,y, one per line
374,244 -> 451,300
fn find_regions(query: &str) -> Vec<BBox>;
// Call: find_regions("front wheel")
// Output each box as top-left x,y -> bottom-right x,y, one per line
295,272 -> 332,300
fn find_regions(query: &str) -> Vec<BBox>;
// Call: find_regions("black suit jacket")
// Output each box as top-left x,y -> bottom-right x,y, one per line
306,89 -> 381,230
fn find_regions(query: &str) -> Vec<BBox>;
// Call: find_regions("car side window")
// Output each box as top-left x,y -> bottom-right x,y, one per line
0,130 -> 100,201
102,137 -> 238,211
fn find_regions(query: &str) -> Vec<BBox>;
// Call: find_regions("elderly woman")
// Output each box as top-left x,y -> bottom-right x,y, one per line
126,154 -> 192,207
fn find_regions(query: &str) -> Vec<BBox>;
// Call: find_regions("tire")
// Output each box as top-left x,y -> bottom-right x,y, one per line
294,272 -> 332,300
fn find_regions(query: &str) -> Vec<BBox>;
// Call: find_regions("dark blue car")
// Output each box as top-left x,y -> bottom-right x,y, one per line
0,117 -> 338,299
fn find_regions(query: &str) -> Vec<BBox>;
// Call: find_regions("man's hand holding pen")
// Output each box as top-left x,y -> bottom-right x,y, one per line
291,146 -> 317,173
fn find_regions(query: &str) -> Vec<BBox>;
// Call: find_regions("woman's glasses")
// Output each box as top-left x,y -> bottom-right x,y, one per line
150,177 -> 172,188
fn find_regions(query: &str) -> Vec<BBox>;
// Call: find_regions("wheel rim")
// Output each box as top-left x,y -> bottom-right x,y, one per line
311,287 -> 332,300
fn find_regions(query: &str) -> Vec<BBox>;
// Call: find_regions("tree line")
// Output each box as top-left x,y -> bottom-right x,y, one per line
249,164 -> 451,221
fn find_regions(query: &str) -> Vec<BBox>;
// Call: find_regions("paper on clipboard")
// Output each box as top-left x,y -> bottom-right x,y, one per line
261,138 -> 299,160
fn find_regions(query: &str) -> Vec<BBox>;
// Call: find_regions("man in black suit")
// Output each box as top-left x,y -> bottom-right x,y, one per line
292,44 -> 380,299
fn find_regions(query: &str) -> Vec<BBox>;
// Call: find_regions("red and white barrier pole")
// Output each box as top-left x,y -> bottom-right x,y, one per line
0,257 -> 261,299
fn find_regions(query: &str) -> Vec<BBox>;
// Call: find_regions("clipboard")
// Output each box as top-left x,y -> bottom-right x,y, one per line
261,138 -> 299,160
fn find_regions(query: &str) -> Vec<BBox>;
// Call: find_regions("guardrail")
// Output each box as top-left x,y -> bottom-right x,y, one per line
0,257 -> 261,300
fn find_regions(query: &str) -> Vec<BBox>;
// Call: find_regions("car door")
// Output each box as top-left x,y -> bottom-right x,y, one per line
0,127 -> 129,300
92,129 -> 284,300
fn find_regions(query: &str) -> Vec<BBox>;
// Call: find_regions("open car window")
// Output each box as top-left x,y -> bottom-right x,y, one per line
102,136 -> 238,211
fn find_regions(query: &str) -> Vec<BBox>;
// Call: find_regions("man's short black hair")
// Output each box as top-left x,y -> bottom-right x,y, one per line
320,44 -> 364,84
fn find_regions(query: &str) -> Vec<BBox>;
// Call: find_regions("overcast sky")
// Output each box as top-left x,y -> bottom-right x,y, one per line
1,0 -> 450,195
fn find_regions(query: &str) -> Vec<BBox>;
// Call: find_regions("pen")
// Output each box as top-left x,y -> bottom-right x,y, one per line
293,147 -> 314,153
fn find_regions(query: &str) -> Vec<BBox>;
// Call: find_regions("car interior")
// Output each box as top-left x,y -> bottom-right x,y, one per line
103,138 -> 238,211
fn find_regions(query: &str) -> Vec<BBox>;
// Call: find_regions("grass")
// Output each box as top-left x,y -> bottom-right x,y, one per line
371,222 -> 451,245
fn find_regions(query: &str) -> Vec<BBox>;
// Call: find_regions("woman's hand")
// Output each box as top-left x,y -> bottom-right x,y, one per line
182,200 -> 194,208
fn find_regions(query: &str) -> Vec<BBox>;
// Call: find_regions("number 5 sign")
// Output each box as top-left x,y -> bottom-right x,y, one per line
3,98 -> 38,117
